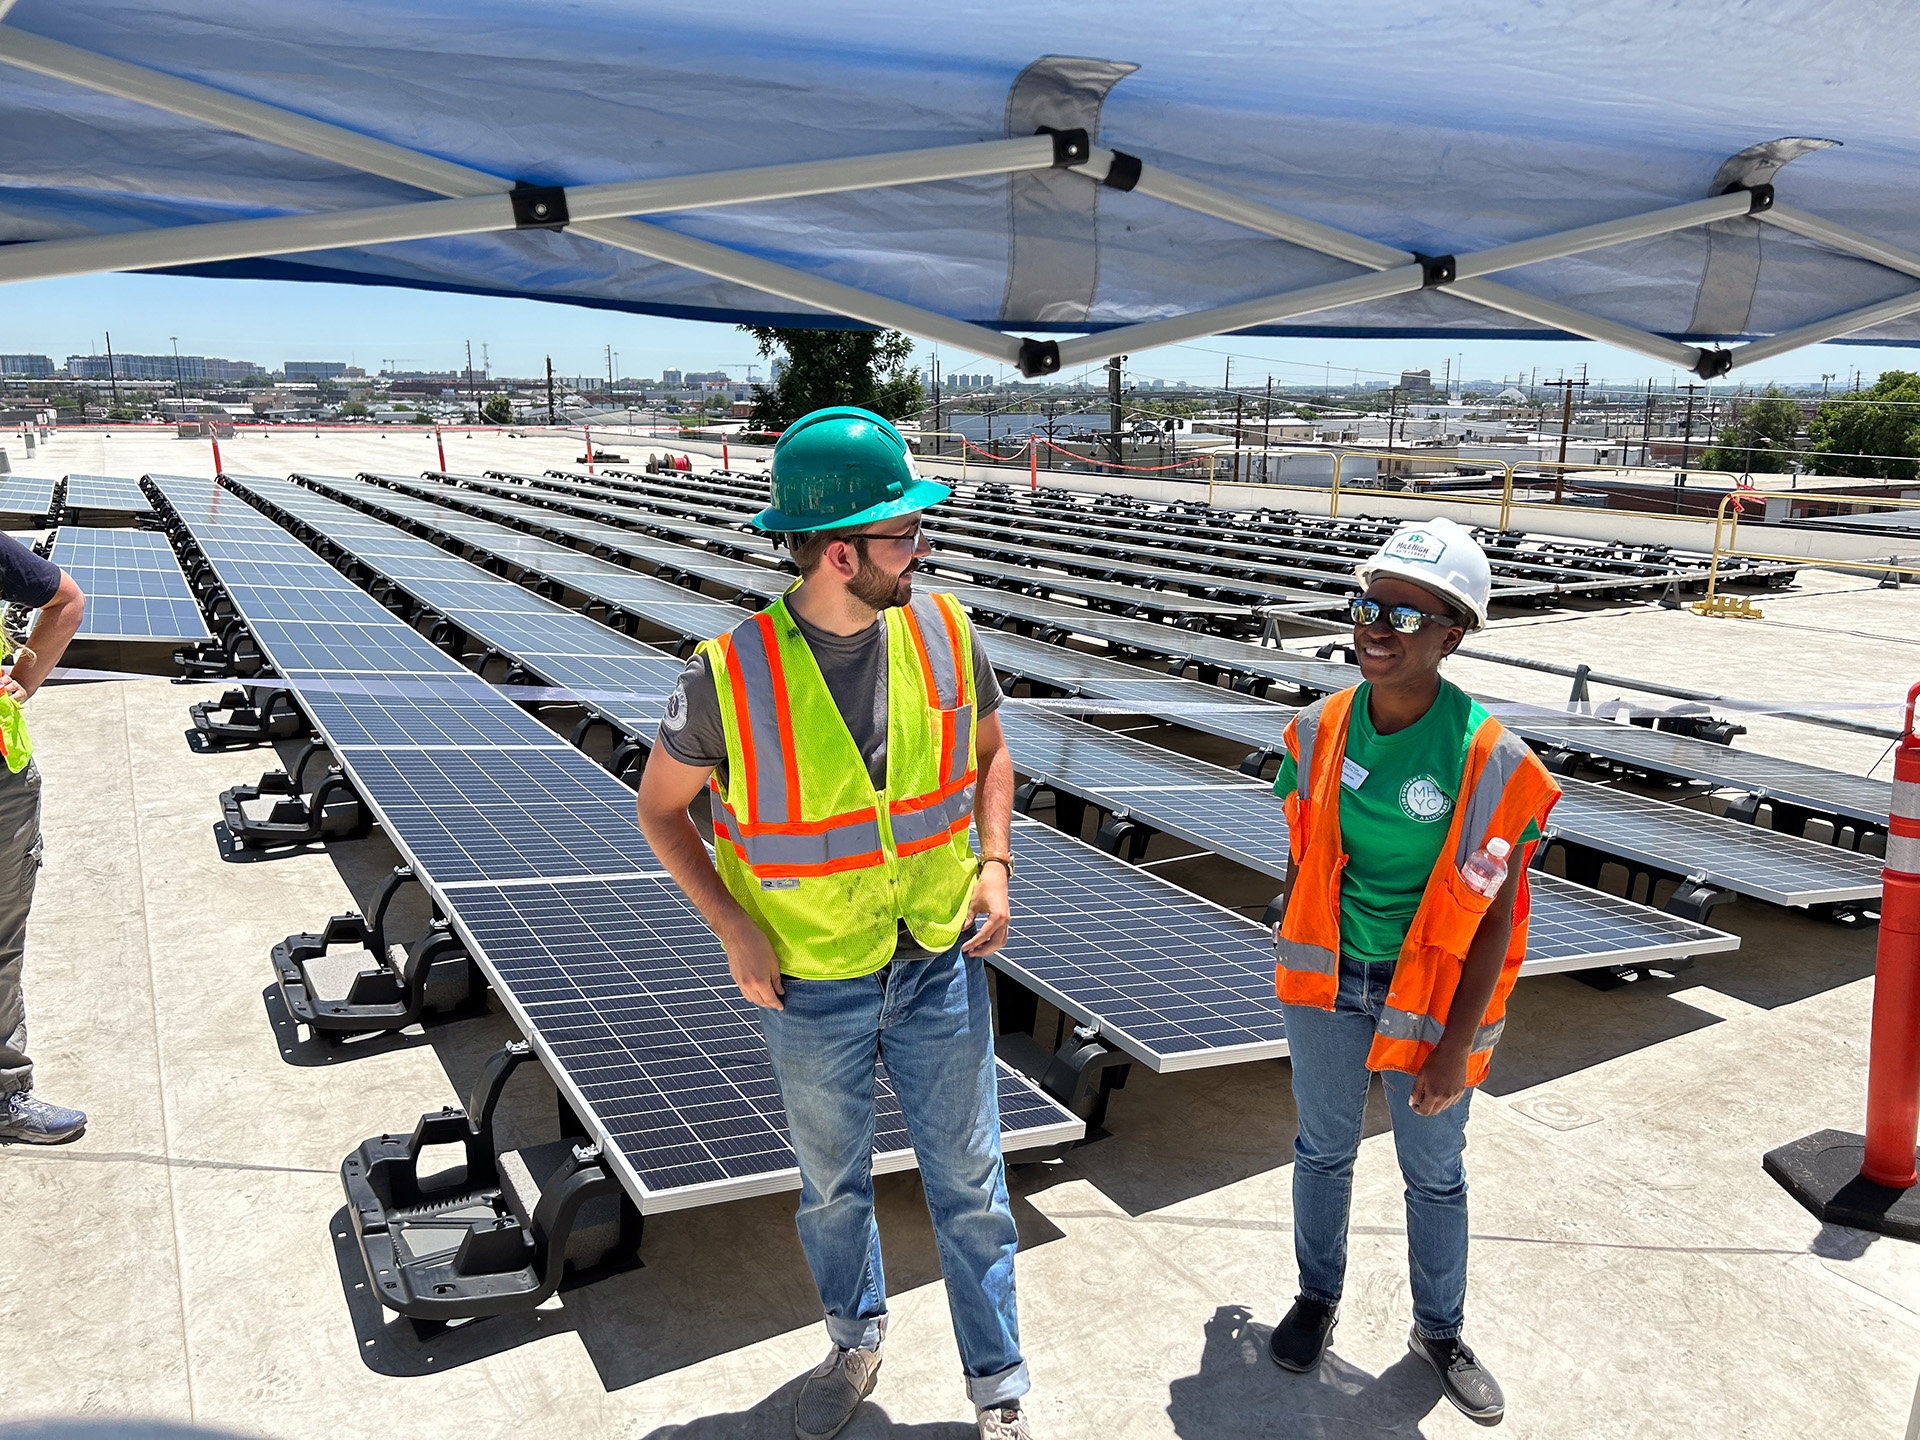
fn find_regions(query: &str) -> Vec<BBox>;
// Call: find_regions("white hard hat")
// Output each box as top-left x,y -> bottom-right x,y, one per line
1354,517 -> 1492,629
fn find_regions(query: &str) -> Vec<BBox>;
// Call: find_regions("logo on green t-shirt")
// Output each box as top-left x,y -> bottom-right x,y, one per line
1398,774 -> 1453,822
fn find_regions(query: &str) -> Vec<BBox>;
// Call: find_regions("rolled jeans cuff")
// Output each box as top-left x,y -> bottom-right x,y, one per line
824,1313 -> 886,1352
1415,1323 -> 1463,1342
966,1359 -> 1030,1409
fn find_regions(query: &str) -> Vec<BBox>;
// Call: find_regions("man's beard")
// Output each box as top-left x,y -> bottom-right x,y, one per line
849,558 -> 915,611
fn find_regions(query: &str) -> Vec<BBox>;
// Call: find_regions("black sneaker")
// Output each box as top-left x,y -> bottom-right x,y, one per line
1267,1296 -> 1338,1372
1409,1327 -> 1505,1426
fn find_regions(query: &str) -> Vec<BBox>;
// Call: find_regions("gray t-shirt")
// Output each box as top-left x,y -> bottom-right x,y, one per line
658,607 -> 1003,786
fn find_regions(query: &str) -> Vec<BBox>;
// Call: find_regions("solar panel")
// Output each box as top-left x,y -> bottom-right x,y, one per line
1504,709 -> 1891,826
1000,818 -> 1286,1071
1549,780 -> 1882,906
42,527 -> 209,641
0,476 -> 57,523
450,875 -> 1079,1211
61,473 -> 152,516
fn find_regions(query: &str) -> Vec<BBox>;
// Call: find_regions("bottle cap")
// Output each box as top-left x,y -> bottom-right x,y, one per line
1486,837 -> 1511,857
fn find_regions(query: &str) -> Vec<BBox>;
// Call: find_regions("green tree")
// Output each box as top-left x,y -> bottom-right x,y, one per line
738,326 -> 924,429
1808,371 -> 1920,479
1701,389 -> 1803,474
480,394 -> 513,426
339,400 -> 368,417
411,411 -> 434,425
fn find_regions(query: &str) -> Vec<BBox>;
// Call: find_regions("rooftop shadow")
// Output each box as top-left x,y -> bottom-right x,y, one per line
1165,1304 -> 1441,1439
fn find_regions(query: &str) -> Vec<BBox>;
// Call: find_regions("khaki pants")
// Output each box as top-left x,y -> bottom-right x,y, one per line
0,759 -> 43,1099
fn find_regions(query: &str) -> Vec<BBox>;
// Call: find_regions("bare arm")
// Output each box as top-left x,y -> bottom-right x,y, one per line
1409,858 -> 1521,1116
634,747 -> 784,1009
5,572 -> 85,700
963,709 -> 1013,957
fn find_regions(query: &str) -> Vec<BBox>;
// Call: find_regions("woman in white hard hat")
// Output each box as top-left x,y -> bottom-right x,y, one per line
1265,516 -> 1561,1427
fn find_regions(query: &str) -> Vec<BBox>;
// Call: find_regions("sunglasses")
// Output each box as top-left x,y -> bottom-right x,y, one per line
1347,596 -> 1458,634
834,520 -> 926,550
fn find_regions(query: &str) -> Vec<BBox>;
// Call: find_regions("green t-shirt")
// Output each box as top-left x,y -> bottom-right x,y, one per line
1273,680 -> 1540,965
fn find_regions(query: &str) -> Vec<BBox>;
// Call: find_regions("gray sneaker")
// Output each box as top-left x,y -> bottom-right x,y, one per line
977,1403 -> 1032,1439
794,1325 -> 884,1440
0,1092 -> 87,1144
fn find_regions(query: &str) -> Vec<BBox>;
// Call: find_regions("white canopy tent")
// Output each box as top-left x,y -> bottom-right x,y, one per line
4,0 -> 1919,377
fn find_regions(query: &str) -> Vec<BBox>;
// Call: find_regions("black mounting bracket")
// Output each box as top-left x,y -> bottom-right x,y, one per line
1094,811 -> 1154,863
220,759 -> 366,851
340,1041 -> 641,1321
272,875 -> 479,1036
1414,252 -> 1457,287
189,686 -> 309,748
1693,348 -> 1736,380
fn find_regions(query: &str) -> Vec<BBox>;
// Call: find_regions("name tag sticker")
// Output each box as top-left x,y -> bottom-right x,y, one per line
1340,757 -> 1370,791
760,877 -> 800,891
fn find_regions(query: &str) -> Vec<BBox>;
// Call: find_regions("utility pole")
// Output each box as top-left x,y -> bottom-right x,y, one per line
1675,381 -> 1706,513
104,332 -> 119,410
1232,392 -> 1245,485
1544,374 -> 1587,503
1640,379 -> 1655,468
1263,374 -> 1273,468
465,340 -> 477,417
170,336 -> 183,407
1106,354 -> 1125,473
605,343 -> 614,394
931,354 -> 942,459
545,355 -> 556,424
481,342 -> 490,380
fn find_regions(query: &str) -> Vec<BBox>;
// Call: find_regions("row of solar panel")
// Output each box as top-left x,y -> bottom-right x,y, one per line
142,472 -> 1084,1212
355,468 -> 1883,910
539,465 -> 1893,830
283,469 -> 1745,975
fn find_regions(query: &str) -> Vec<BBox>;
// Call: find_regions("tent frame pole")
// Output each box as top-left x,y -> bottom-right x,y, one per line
0,23 -> 1040,367
0,135 -> 1063,287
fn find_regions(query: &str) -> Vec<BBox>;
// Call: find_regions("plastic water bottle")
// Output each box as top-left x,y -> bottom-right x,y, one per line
1461,837 -> 1512,898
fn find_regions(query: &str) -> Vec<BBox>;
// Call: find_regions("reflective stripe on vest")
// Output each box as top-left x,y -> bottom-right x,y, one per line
703,588 -> 980,978
1275,684 -> 1561,1084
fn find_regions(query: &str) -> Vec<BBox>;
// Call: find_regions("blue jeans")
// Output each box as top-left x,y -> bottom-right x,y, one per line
1280,956 -> 1472,1340
757,941 -> 1026,1408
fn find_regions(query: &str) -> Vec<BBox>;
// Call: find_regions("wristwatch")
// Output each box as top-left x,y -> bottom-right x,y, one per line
979,853 -> 1016,877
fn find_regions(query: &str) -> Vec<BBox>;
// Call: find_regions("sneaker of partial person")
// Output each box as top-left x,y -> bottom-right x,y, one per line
0,1091 -> 87,1144
1409,1326 -> 1505,1426
793,1327 -> 884,1440
977,1402 -> 1031,1440
1268,1295 -> 1338,1372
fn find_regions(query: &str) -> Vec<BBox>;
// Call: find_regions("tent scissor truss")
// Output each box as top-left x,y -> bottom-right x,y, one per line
5,15 -> 1919,377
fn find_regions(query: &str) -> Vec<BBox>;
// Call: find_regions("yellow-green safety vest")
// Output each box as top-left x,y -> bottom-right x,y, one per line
0,693 -> 29,773
702,589 -> 979,980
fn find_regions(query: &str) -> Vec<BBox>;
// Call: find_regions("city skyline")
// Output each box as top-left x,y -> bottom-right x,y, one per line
10,270 -> 1920,396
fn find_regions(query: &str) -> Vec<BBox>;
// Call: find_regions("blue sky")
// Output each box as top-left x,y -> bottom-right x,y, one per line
9,270 -> 1920,394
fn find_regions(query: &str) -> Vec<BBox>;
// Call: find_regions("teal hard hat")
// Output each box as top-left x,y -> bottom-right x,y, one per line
754,406 -> 951,532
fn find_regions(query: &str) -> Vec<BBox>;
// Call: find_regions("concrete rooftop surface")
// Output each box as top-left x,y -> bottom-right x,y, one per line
3,428 -> 1920,1439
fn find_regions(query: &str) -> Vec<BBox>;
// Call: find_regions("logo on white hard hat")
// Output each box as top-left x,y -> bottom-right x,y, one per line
1384,528 -> 1446,565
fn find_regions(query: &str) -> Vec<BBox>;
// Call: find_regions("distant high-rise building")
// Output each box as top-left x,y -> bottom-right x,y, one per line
1152,378 -> 1165,389
0,355 -> 53,378
284,360 -> 347,380
69,352 -> 208,381
661,368 -> 683,386
1399,369 -> 1433,391
204,357 -> 268,383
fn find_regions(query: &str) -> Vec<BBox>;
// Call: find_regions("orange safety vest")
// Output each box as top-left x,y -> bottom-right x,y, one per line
1275,685 -> 1561,1085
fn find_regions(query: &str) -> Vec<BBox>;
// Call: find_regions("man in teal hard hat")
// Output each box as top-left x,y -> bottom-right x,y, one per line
637,407 -> 1031,1440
